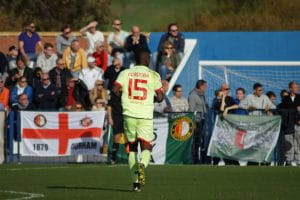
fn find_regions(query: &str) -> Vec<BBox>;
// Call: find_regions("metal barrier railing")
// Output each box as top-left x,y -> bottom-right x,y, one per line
3,109 -> 299,165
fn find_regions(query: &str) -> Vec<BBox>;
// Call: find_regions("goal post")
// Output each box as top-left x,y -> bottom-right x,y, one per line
199,60 -> 300,104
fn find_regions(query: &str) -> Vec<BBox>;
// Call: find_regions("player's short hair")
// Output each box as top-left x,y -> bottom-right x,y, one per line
135,50 -> 150,66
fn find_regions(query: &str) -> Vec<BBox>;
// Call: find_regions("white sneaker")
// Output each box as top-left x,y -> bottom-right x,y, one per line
218,159 -> 226,166
291,161 -> 297,167
239,160 -> 248,166
270,161 -> 275,166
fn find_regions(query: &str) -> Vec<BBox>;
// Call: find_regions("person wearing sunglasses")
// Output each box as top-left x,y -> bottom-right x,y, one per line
56,25 -> 77,57
9,76 -> 33,106
18,21 -> 43,62
92,41 -> 108,72
34,73 -> 58,110
71,102 -> 84,112
89,80 -> 108,106
92,97 -> 106,111
107,19 -> 129,67
215,83 -> 237,166
240,82 -> 276,116
156,41 -> 180,81
12,93 -> 36,112
157,23 -> 185,62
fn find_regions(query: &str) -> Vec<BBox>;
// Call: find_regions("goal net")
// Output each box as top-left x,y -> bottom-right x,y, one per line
199,61 -> 300,104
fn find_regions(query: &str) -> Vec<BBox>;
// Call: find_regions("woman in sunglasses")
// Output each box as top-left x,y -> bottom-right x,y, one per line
10,76 -> 33,106
89,80 -> 108,106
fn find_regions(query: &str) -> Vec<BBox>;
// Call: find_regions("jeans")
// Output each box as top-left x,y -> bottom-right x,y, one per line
159,64 -> 173,80
124,51 -> 135,68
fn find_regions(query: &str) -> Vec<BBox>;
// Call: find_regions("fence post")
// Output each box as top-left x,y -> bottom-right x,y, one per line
17,112 -> 21,163
9,110 -> 14,163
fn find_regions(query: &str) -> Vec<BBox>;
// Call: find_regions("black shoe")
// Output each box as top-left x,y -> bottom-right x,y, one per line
133,183 -> 141,192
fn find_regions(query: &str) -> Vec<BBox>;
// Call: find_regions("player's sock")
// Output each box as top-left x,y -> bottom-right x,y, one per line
140,150 -> 151,168
128,152 -> 138,183
111,142 -> 119,162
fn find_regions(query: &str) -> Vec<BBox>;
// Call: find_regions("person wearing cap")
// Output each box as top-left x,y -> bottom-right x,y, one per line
7,45 -> 19,71
79,56 -> 103,91
79,21 -> 104,55
92,41 -> 108,72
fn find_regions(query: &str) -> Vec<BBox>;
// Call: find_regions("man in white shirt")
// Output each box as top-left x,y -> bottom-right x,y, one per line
240,82 -> 276,115
79,56 -> 103,91
79,21 -> 104,55
107,19 -> 129,66
36,43 -> 58,73
107,19 -> 128,52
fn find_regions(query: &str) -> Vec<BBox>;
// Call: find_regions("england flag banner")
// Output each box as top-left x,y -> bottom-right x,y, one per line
20,111 -> 105,156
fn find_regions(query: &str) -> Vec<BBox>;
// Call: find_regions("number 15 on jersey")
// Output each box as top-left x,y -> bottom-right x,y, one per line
128,78 -> 148,100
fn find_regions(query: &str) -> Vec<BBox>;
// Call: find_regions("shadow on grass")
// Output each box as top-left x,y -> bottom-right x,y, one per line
48,185 -> 132,193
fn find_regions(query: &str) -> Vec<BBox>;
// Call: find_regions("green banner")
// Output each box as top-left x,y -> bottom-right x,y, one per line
165,113 -> 195,164
208,114 -> 281,163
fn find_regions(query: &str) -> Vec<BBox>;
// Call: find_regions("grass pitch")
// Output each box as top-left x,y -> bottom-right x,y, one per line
0,164 -> 300,200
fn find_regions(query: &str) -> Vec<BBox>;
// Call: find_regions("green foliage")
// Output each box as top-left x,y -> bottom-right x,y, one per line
0,0 -> 112,31
180,0 -> 300,31
0,0 -> 299,31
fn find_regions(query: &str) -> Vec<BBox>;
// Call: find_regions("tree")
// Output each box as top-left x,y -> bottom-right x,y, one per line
0,0 -> 112,31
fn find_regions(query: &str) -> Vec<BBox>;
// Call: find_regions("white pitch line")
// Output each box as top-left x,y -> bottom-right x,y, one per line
0,190 -> 44,200
1,165 -> 100,171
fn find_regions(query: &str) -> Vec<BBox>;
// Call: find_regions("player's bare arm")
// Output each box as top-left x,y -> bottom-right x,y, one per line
154,89 -> 164,103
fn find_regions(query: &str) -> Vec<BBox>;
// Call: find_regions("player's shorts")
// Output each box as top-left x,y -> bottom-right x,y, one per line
123,115 -> 154,143
112,113 -> 124,135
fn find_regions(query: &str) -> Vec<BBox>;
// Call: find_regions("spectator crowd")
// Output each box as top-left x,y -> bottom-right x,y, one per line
0,20 -> 299,167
